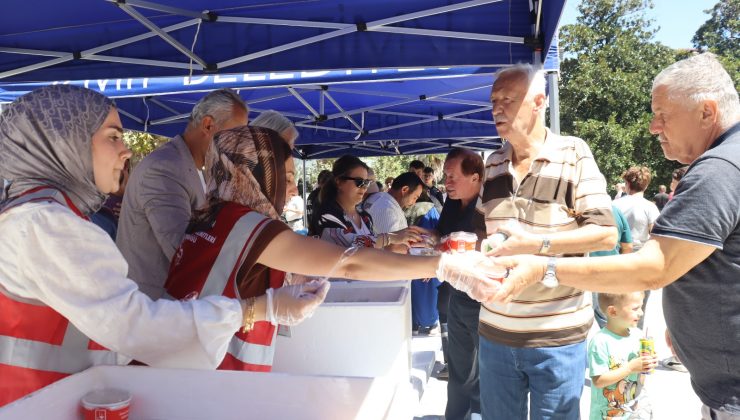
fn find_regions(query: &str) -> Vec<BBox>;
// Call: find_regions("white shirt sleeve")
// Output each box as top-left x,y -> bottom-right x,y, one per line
647,202 -> 660,225
364,193 -> 407,234
0,202 -> 242,370
371,205 -> 407,234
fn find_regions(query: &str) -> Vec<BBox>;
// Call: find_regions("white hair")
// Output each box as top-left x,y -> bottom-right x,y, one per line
494,63 -> 548,99
493,64 -> 548,117
251,110 -> 298,145
189,88 -> 247,128
653,53 -> 739,128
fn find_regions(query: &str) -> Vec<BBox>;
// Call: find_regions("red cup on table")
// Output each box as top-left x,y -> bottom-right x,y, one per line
81,388 -> 131,420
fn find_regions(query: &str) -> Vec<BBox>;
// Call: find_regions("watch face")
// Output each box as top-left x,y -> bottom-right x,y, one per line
541,274 -> 558,288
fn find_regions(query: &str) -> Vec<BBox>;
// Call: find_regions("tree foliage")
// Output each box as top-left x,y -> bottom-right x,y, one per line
692,0 -> 739,89
559,0 -> 679,195
123,130 -> 168,166
560,0 -> 738,196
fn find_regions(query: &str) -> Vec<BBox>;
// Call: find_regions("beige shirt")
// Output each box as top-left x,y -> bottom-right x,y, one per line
475,130 -> 614,347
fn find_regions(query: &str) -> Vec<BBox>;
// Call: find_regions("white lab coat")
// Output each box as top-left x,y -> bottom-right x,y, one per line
0,201 -> 242,370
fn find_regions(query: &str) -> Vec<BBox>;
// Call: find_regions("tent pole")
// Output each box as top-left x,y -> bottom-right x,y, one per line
547,72 -> 560,135
302,157 -> 308,229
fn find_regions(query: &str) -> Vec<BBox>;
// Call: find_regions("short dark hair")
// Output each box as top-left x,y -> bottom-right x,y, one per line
391,172 -> 425,192
445,148 -> 484,179
409,160 -> 425,171
423,166 -> 434,175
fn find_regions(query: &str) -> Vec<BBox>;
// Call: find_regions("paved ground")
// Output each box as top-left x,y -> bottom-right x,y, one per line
412,288 -> 703,419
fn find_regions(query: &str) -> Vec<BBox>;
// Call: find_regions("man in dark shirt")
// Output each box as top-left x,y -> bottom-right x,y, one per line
653,184 -> 669,210
435,148 -> 485,420
423,166 -> 445,211
496,53 -> 740,418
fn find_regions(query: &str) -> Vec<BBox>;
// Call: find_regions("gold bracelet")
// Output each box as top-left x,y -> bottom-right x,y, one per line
241,297 -> 256,333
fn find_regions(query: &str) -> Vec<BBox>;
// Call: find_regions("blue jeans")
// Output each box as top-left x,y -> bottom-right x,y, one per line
478,336 -> 586,420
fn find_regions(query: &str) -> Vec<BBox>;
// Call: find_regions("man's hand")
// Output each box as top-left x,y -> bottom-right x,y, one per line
491,255 -> 548,302
485,223 -> 543,256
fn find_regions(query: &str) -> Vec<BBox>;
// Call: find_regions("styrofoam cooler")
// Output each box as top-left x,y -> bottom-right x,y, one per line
0,284 -> 414,419
0,365 -> 397,420
272,284 -> 412,383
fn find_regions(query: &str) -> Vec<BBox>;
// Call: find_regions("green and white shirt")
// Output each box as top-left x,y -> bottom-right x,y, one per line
588,327 -> 651,420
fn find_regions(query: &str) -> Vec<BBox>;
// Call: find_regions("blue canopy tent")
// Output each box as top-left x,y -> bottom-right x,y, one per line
1,0 -> 563,82
0,42 -> 560,158
1,0 -> 564,158
0,67 -> 505,157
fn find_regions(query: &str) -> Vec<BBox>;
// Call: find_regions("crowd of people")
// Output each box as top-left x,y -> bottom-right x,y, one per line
0,87 -> 498,407
0,52 -> 738,420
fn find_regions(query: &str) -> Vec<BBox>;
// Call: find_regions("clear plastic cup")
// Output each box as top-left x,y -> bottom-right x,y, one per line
482,232 -> 508,254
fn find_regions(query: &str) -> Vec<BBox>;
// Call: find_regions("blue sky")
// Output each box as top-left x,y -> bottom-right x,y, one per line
559,0 -> 718,49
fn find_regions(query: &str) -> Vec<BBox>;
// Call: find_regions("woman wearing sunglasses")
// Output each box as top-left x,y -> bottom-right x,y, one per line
309,155 -> 422,251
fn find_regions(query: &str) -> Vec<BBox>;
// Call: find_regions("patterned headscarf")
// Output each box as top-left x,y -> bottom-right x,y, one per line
0,85 -> 113,214
190,126 -> 289,228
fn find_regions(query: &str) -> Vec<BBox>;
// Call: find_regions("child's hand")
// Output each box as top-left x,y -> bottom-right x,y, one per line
629,354 -> 658,373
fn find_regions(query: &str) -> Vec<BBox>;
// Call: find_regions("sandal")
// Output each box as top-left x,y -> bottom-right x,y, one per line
661,356 -> 688,373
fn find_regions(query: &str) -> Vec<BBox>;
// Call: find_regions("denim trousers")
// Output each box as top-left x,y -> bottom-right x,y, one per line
478,336 -> 587,420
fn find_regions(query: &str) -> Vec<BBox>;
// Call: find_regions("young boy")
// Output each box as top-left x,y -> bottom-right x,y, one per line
588,291 -> 658,419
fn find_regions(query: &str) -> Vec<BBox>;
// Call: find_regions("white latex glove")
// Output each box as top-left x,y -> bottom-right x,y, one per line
283,272 -> 318,286
266,280 -> 330,326
436,251 -> 506,302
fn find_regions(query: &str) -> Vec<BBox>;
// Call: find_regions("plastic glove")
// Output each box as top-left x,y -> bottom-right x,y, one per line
436,251 -> 506,302
283,272 -> 319,286
266,280 -> 330,326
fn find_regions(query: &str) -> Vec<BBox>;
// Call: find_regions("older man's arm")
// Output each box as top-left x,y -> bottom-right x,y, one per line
491,223 -> 617,256
488,138 -> 617,256
492,235 -> 716,302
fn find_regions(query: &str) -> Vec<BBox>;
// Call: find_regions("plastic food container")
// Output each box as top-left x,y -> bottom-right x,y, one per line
409,247 -> 440,256
444,232 -> 477,253
80,388 -> 131,420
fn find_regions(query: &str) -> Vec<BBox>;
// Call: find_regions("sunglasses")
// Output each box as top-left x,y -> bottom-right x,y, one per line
340,176 -> 373,188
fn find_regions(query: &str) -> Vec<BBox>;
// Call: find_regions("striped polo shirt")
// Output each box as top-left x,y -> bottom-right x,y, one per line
475,129 -> 614,347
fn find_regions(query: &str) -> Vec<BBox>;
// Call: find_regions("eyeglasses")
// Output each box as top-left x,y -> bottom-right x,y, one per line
339,176 -> 372,188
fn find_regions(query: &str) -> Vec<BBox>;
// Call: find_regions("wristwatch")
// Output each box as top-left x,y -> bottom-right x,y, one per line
541,257 -> 559,288
539,236 -> 551,254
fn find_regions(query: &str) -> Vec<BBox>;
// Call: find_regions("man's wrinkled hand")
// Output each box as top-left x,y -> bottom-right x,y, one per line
485,223 -> 543,257
490,255 -> 548,303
